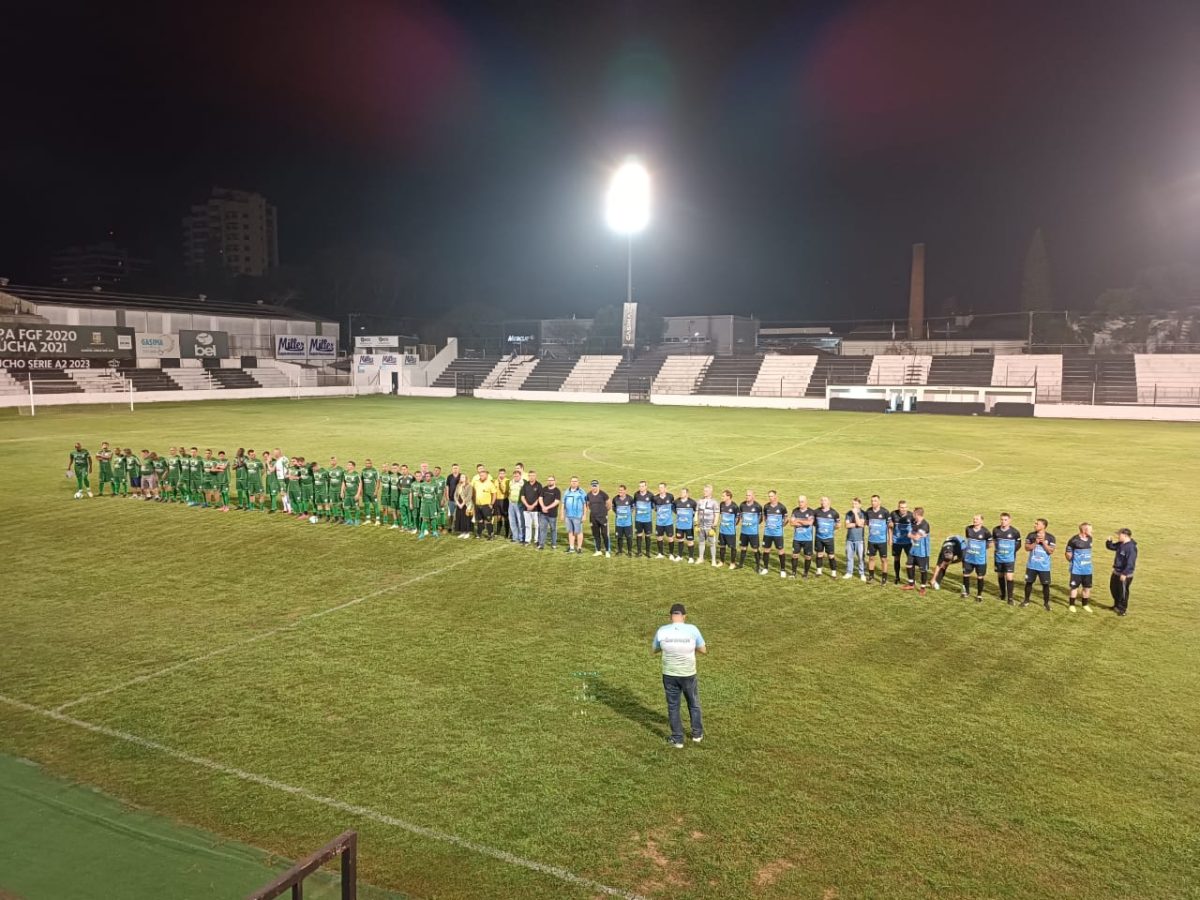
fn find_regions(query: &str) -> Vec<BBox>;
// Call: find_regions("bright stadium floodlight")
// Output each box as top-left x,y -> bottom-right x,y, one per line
605,157 -> 651,312
605,157 -> 651,236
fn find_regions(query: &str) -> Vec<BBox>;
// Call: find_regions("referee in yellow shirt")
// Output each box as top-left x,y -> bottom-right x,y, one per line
472,468 -> 499,540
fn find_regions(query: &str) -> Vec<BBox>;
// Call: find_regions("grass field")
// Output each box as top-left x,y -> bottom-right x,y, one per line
1,396 -> 1198,900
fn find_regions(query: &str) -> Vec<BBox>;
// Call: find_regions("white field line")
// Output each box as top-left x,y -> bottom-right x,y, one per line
54,545 -> 505,713
0,692 -> 645,900
679,414 -> 882,485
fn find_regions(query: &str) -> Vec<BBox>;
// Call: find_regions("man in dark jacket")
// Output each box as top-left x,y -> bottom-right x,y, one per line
1105,528 -> 1138,617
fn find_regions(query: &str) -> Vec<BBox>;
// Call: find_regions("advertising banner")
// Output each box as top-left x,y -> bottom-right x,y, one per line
274,334 -> 308,359
0,325 -> 134,359
136,333 -> 179,358
307,336 -> 337,359
381,353 -> 400,367
354,335 -> 399,349
178,330 -> 230,359
621,302 -> 638,348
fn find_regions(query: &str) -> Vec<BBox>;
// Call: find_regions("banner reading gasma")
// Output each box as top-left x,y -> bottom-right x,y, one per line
0,325 -> 134,359
274,334 -> 338,359
136,333 -> 179,358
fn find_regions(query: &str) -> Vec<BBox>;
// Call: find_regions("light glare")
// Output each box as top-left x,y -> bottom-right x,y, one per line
606,158 -> 651,235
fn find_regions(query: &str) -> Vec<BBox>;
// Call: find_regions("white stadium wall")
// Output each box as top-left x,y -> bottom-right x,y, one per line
1033,404 -> 1200,422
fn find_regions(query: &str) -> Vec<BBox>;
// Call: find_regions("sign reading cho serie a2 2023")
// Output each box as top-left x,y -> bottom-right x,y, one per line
0,325 -> 135,359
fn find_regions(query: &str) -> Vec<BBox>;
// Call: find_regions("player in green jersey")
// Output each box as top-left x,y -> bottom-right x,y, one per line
265,449 -> 283,512
379,464 -> 396,528
67,442 -> 92,498
312,460 -> 331,518
214,451 -> 231,510
199,449 -> 216,507
416,471 -> 442,538
111,448 -> 129,497
298,458 -> 315,517
136,450 -> 154,500
161,446 -> 179,503
286,458 -> 303,517
432,466 -> 448,529
327,456 -> 346,522
242,449 -> 265,510
95,442 -> 115,496
397,464 -> 416,531
183,447 -> 201,506
361,458 -> 381,525
342,461 -> 363,526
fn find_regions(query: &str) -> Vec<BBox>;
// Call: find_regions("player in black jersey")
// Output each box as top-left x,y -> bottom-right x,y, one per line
762,490 -> 789,577
864,495 -> 891,584
736,490 -> 764,573
717,490 -> 738,567
652,483 -> 675,559
991,512 -> 1022,604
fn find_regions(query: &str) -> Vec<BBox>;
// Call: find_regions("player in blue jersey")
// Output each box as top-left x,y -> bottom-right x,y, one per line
1022,518 -> 1056,611
762,490 -> 789,578
737,490 -> 764,573
931,533 -> 966,593
673,487 -> 699,563
889,500 -> 914,587
864,495 -> 891,584
789,495 -> 815,578
904,507 -> 932,595
612,484 -> 635,557
992,512 -> 1022,604
633,480 -> 654,557
961,514 -> 992,601
813,497 -> 840,578
652,483 -> 676,559
1065,522 -> 1094,613
717,491 -> 738,568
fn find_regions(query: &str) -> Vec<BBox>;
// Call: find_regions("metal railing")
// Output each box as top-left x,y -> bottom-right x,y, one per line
246,830 -> 357,900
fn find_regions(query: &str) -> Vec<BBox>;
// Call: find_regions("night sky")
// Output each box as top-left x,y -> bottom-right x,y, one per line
3,0 -> 1198,321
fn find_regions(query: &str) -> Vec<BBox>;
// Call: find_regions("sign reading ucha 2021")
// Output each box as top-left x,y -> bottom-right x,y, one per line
0,325 -> 134,359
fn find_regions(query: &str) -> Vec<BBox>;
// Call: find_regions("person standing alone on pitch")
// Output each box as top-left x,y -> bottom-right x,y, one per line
653,603 -> 706,749
1105,528 -> 1137,616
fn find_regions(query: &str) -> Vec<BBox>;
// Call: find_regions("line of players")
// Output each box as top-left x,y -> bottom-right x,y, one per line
68,443 -> 1109,613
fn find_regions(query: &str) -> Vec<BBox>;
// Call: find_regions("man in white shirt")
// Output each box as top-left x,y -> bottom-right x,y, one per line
273,450 -> 291,514
652,603 -> 707,749
695,484 -> 721,568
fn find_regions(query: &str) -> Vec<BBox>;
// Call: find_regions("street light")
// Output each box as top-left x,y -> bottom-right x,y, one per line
606,157 -> 651,305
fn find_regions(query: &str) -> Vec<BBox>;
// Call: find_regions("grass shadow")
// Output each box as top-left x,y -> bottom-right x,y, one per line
595,677 -> 665,739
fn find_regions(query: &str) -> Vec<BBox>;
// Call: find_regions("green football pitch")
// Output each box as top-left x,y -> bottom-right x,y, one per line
1,397 -> 1197,899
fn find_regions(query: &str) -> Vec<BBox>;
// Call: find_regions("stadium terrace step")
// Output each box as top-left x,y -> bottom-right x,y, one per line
431,357 -> 504,390
481,355 -> 540,389
1095,356 -> 1138,405
602,349 -> 671,393
804,355 -> 873,397
696,355 -> 765,396
1134,353 -> 1200,405
869,354 -> 932,385
652,355 -> 712,395
66,369 -> 128,393
7,368 -> 84,393
208,368 -> 260,389
925,354 -> 991,386
752,353 -> 818,397
125,368 -> 183,391
165,369 -> 216,390
1059,356 -> 1096,404
561,355 -> 621,392
521,355 -> 579,391
247,366 -> 291,388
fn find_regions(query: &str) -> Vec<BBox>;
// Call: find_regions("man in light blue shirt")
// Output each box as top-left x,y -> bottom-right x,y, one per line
653,603 -> 706,749
562,476 -> 587,555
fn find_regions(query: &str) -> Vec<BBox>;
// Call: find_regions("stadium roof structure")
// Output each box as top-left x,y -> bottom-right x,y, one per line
0,283 -> 328,322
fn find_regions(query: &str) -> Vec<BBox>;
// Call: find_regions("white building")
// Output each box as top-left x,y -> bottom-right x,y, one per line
182,188 -> 279,277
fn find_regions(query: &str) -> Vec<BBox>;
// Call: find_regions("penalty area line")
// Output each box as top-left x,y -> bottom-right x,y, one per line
54,544 -> 505,714
0,693 -> 645,900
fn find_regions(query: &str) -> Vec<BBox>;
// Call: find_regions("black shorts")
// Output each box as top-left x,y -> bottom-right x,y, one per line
763,534 -> 783,550
616,523 -> 633,535
868,541 -> 887,558
1069,574 -> 1093,589
739,533 -> 760,549
474,504 -> 492,520
719,532 -> 736,549
675,528 -> 694,541
892,544 -> 912,560
1025,569 -> 1051,585
656,524 -> 675,538
792,538 -> 813,557
635,520 -> 652,535
995,561 -> 1015,574
911,555 -> 929,571
816,537 -> 835,555
963,562 -> 987,576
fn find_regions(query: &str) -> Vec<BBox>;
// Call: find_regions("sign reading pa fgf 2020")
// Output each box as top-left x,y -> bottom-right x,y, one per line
0,326 -> 135,362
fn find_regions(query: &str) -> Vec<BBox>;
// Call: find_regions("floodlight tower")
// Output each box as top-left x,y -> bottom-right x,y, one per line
605,157 -> 651,305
